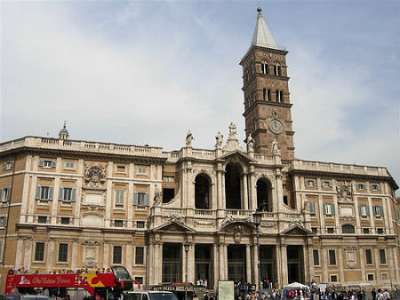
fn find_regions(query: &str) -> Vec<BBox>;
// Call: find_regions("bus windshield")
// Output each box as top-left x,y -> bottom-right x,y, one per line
150,293 -> 179,300
112,266 -> 131,280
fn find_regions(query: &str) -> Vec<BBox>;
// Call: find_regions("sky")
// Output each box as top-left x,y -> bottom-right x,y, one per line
1,0 -> 399,187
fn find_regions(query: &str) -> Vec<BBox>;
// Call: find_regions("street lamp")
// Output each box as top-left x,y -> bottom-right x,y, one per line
253,211 -> 262,291
184,242 -> 190,300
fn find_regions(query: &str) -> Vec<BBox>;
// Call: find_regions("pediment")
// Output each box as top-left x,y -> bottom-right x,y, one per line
221,150 -> 254,163
153,220 -> 195,233
281,224 -> 312,236
220,219 -> 255,233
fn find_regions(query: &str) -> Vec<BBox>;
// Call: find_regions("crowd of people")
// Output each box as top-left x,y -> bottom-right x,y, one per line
8,267 -> 113,275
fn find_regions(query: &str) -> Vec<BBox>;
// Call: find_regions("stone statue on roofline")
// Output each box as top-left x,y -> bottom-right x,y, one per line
185,129 -> 193,147
215,131 -> 224,149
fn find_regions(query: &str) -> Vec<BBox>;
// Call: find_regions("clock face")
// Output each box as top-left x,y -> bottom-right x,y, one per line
269,119 -> 284,134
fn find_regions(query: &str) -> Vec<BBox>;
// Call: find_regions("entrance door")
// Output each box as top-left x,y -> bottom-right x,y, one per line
287,245 -> 304,283
195,244 -> 213,288
162,243 -> 182,283
259,245 -> 277,287
228,245 -> 246,282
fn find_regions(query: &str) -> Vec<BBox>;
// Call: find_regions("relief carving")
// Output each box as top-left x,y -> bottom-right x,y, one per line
84,164 -> 106,189
336,182 -> 353,201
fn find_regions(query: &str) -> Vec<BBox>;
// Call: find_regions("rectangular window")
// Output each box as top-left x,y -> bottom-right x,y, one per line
328,249 -> 336,265
379,249 -> 386,264
36,186 -> 53,201
324,204 -> 335,216
114,220 -> 124,227
322,180 -> 332,189
374,206 -> 384,218
116,165 -> 127,173
267,89 -> 271,101
311,227 -> 318,234
0,188 -> 10,203
313,249 -> 320,266
136,165 -> 148,175
263,88 -> 267,101
363,228 -> 370,234
279,91 -> 284,103
306,202 -> 316,215
37,216 -> 47,224
367,274 -> 374,281
134,192 -> 149,207
63,161 -> 75,169
58,243 -> 68,262
113,246 -> 122,264
360,205 -> 369,217
365,249 -> 373,264
330,275 -> 337,282
137,221 -> 145,228
115,190 -> 125,208
135,246 -> 144,265
34,242 -> 45,261
60,217 -> 70,225
371,183 -> 380,192
0,216 -> 6,227
59,187 -> 75,202
327,227 -> 335,234
377,228 -> 384,234
40,159 -> 56,169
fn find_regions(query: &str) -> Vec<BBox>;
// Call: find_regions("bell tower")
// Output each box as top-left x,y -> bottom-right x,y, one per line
240,8 -> 295,162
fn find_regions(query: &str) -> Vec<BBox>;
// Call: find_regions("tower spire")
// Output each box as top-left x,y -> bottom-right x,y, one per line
251,7 -> 279,49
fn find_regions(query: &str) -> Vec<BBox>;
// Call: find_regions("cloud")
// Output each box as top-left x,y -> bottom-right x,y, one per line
1,2 -> 399,189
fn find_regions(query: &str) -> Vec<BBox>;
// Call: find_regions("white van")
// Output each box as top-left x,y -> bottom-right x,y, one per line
123,291 -> 179,300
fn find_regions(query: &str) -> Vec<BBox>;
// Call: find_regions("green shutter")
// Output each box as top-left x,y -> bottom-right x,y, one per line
35,186 -> 41,200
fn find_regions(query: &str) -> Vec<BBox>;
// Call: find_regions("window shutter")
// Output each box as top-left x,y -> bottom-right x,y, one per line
0,189 -> 3,202
39,160 -> 44,167
48,187 -> 54,200
365,206 -> 370,216
59,188 -> 64,201
133,193 -> 138,205
379,206 -> 384,216
331,204 -> 336,216
144,193 -> 149,206
35,186 -> 41,200
323,204 -> 327,215
51,161 -> 56,168
71,189 -> 76,202
310,202 -> 316,214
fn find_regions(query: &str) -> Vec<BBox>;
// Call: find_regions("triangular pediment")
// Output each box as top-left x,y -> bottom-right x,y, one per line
281,224 -> 312,236
152,220 -> 195,233
220,219 -> 256,233
221,150 -> 254,163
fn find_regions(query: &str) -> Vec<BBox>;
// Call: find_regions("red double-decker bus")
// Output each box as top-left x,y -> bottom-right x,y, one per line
5,265 -> 133,298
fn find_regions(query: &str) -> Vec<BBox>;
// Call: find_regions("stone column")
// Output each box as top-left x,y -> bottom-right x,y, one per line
157,243 -> 163,284
318,196 -> 325,233
359,247 -> 366,282
71,240 -> 79,270
128,182 -> 134,228
308,247 -> 315,283
213,243 -> 219,288
15,239 -> 24,269
243,173 -> 249,210
28,176 -> 37,223
74,176 -> 83,226
374,248 -> 381,285
321,247 -> 328,282
47,239 -> 56,271
246,244 -> 252,283
147,242 -> 154,285
249,167 -> 256,210
20,155 -> 32,223
303,244 -> 310,283
338,248 -> 344,284
187,244 -> 195,283
23,239 -> 32,270
280,244 -> 288,286
105,163 -> 113,227
252,244 -> 259,289
275,244 -> 282,287
274,172 -> 283,213
393,247 -> 400,282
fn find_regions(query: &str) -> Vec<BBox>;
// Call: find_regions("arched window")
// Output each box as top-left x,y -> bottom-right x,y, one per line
256,178 -> 272,212
342,224 -> 355,234
225,163 -> 243,209
195,174 -> 211,209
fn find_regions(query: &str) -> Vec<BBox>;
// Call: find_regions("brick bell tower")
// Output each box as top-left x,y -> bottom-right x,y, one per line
240,8 -> 295,162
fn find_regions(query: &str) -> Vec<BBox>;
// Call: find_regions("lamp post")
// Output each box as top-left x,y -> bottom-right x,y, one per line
184,242 -> 190,300
253,211 -> 262,291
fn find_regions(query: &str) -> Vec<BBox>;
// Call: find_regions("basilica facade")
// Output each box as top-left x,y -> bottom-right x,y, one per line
0,8 -> 399,292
